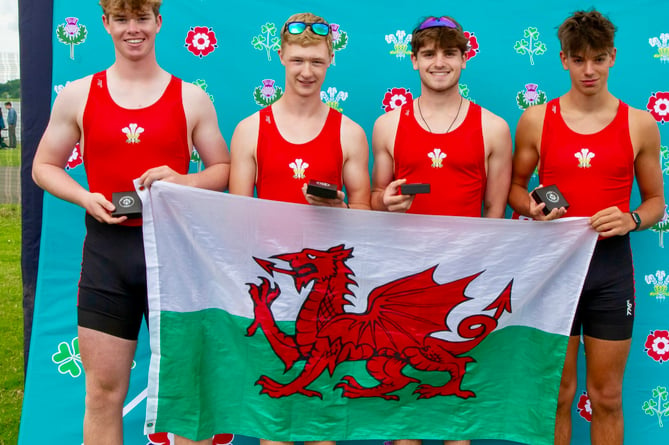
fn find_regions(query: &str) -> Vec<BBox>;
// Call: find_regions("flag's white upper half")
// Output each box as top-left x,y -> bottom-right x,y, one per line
139,182 -> 598,337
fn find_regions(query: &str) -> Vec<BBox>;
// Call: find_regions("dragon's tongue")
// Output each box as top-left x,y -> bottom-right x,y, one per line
253,257 -> 295,276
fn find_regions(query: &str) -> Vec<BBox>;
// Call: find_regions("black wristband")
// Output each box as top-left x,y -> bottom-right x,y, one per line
630,211 -> 641,231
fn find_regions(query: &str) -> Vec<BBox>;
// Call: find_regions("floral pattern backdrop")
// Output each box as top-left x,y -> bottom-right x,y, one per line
19,0 -> 668,444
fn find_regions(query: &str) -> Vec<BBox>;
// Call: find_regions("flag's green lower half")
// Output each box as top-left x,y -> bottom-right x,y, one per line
148,309 -> 565,444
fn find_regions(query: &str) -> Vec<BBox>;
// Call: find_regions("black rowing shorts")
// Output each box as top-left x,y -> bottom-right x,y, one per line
77,213 -> 148,340
571,234 -> 635,341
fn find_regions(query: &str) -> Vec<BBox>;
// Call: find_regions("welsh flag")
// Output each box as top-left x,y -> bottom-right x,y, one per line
139,182 -> 597,444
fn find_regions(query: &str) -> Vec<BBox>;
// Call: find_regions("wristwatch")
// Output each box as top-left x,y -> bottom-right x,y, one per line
630,211 -> 641,231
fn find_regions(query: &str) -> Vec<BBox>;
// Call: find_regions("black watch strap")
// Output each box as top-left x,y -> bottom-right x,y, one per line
631,211 -> 641,231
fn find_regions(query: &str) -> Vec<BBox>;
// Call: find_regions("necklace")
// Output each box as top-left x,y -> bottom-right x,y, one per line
417,95 -> 463,134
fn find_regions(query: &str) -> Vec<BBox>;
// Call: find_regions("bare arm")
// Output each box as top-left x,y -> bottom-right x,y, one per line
370,110 -> 414,212
32,77 -> 129,224
338,115 -> 371,210
590,108 -> 665,236
229,113 -> 260,197
508,104 -> 566,220
139,83 -> 230,191
481,109 -> 512,218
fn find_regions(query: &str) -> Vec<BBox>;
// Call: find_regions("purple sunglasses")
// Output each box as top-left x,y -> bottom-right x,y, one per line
414,16 -> 459,33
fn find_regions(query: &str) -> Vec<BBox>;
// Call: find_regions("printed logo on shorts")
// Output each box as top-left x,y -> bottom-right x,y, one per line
122,123 -> 144,144
290,159 -> 309,179
575,148 -> 595,168
626,299 -> 633,316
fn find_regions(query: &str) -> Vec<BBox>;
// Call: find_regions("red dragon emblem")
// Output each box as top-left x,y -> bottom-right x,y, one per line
246,244 -> 513,401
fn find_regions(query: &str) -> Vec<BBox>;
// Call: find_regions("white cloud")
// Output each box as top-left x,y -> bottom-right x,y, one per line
0,0 -> 20,53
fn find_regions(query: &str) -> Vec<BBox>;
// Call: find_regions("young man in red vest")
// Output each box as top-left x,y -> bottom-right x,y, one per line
32,1 -> 230,444
230,12 -> 370,210
370,15 -> 512,445
371,15 -> 511,220
508,10 -> 664,445
229,11 -> 369,445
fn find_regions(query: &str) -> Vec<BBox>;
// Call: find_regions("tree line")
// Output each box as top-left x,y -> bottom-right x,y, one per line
0,79 -> 20,100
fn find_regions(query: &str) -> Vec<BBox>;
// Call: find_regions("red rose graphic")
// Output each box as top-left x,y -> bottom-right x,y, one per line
147,432 -> 171,445
645,329 -> 669,363
213,433 -> 234,445
65,143 -> 83,170
464,31 -> 479,61
382,87 -> 413,112
647,92 -> 669,123
576,392 -> 592,422
185,26 -> 218,58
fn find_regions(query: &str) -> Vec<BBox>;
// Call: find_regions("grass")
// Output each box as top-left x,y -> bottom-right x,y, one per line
0,204 -> 23,444
0,142 -> 21,167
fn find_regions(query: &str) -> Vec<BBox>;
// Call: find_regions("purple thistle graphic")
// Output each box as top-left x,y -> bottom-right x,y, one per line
516,83 -> 548,110
253,79 -> 284,107
330,23 -> 341,41
64,17 -> 79,36
524,83 -> 539,103
56,17 -> 88,60
261,79 -> 277,99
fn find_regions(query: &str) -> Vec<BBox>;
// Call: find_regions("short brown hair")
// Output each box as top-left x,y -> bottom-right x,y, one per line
411,16 -> 469,56
558,10 -> 616,56
99,0 -> 162,17
281,12 -> 333,57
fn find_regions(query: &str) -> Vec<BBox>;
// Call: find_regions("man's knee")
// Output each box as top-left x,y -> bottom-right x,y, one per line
587,383 -> 623,414
85,373 -> 129,409
557,373 -> 578,411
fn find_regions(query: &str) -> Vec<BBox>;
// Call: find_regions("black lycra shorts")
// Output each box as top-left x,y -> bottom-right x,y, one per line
77,213 -> 148,340
571,234 -> 635,340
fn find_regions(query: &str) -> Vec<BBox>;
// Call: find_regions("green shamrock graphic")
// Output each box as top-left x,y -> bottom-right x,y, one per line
52,337 -> 82,378
514,27 -> 547,65
252,23 -> 281,61
643,386 -> 669,427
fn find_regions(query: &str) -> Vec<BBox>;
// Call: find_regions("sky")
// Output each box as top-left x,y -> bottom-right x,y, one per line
0,0 -> 20,53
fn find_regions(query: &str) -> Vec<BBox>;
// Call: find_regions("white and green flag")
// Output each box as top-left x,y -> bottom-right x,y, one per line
139,182 -> 597,444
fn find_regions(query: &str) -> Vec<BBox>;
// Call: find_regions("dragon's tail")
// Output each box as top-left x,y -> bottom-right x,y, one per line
448,314 -> 498,355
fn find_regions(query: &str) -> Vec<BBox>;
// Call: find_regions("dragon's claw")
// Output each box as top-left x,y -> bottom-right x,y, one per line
413,383 -> 475,399
335,375 -> 365,390
246,320 -> 260,337
256,375 -> 322,399
335,376 -> 399,401
247,277 -> 281,306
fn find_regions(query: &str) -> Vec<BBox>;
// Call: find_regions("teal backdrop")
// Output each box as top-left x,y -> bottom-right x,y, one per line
19,0 -> 669,444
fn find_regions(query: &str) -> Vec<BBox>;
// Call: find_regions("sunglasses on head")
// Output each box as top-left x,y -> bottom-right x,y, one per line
284,21 -> 331,36
414,16 -> 459,33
